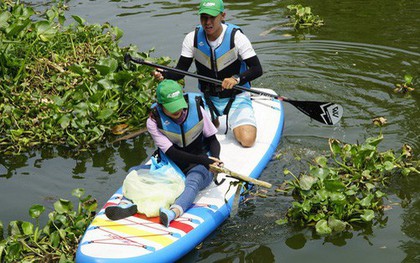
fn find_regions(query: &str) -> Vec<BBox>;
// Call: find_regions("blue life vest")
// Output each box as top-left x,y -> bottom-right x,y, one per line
194,23 -> 250,98
151,93 -> 206,171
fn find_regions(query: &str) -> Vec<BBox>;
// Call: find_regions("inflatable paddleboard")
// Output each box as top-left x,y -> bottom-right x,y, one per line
76,89 -> 284,262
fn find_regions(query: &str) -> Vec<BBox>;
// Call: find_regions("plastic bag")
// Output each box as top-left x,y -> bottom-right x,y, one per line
122,153 -> 185,217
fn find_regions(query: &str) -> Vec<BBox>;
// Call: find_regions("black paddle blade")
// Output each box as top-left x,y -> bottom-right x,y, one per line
285,100 -> 343,125
124,53 -> 132,64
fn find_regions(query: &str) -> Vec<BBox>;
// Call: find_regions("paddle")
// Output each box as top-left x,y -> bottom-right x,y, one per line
209,164 -> 272,188
125,54 -> 343,125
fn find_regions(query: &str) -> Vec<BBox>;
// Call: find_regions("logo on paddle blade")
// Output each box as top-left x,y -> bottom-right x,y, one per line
320,103 -> 343,125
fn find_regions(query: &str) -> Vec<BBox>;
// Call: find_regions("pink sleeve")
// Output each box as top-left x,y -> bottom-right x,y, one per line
146,117 -> 173,153
147,108 -> 217,153
201,107 -> 218,138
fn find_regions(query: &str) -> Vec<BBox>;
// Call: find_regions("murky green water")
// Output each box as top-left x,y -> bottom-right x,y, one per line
1,0 -> 419,262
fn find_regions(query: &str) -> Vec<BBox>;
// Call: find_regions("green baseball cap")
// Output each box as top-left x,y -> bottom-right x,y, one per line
198,0 -> 224,17
156,80 -> 187,113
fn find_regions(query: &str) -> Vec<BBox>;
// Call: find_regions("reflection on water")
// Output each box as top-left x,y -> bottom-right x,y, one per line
3,0 -> 420,262
0,135 -> 153,226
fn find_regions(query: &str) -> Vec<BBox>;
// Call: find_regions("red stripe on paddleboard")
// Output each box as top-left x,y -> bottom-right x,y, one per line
133,214 -> 194,233
99,206 -> 196,233
133,213 -> 161,223
170,220 -> 194,233
102,202 -> 120,210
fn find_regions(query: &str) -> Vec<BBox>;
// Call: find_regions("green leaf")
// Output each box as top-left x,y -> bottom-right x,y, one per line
6,19 -> 31,38
302,199 -> 312,212
329,139 -> 342,156
55,214 -> 69,225
22,221 -> 34,235
345,189 -> 357,196
310,166 -> 329,181
375,190 -> 386,198
329,192 -> 346,204
72,15 -> 86,25
83,199 -> 98,213
29,204 -> 45,219
58,14 -> 66,25
299,174 -> 317,190
365,134 -> 383,147
8,221 -> 23,236
316,189 -> 328,201
111,26 -> 124,41
308,212 -> 325,222
404,74 -> 413,84
328,217 -> 347,232
73,102 -> 89,117
95,58 -> 118,75
97,108 -> 114,120
315,219 -> 332,235
324,179 -> 345,192
72,188 -> 85,199
97,78 -> 114,90
75,218 -> 88,230
54,199 -> 73,214
46,9 -> 56,21
35,20 -> 57,42
6,242 -> 22,259
361,209 -> 375,222
68,64 -> 89,75
360,194 -> 374,207
58,115 -> 71,129
58,229 -> 67,239
0,220 -> 4,241
50,231 -> 60,248
384,161 -> 395,171
275,218 -> 288,225
365,183 -> 375,191
0,242 -> 5,262
0,11 -> 11,29
314,156 -> 328,167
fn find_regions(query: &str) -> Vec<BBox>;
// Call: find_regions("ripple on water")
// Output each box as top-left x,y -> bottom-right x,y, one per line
254,39 -> 420,152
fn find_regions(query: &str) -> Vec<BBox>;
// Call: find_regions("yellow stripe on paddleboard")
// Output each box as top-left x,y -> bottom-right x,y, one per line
92,217 -> 175,247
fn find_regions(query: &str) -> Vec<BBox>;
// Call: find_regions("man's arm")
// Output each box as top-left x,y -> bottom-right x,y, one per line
237,55 -> 263,85
162,56 -> 193,80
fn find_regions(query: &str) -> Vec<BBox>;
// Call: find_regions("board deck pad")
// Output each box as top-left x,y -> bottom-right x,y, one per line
76,89 -> 285,263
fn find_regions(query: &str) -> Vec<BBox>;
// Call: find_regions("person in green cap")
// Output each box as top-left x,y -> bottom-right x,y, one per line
105,80 -> 223,226
153,0 -> 263,148
147,79 -> 223,227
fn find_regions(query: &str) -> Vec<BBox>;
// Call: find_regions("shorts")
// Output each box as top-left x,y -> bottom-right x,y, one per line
207,92 -> 256,129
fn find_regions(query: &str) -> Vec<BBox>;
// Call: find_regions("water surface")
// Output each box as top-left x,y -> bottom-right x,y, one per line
1,0 -> 419,262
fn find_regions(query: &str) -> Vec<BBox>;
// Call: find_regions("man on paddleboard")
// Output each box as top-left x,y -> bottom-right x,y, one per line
153,0 -> 263,147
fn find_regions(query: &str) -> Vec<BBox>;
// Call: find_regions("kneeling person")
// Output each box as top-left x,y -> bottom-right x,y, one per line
106,80 -> 222,226
148,80 -> 222,227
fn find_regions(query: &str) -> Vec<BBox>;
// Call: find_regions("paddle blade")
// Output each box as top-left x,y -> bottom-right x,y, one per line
124,53 -> 132,64
286,100 -> 343,125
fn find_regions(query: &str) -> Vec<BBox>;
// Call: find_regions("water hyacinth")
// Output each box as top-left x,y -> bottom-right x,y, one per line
277,121 -> 419,235
0,0 -> 171,154
0,188 -> 97,262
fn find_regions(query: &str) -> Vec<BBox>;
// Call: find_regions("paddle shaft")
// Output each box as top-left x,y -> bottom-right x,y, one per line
125,54 -> 343,125
209,164 -> 272,188
127,56 -> 284,101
